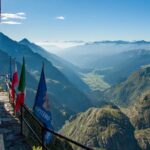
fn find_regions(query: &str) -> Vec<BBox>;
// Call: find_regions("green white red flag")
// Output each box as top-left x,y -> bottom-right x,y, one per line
15,57 -> 26,112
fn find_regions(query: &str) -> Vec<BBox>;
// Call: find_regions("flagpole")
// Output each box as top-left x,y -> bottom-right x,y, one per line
42,61 -> 45,70
9,57 -> 12,81
0,0 -> 1,23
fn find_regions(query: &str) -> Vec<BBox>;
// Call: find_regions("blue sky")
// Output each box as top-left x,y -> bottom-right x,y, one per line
1,0 -> 150,48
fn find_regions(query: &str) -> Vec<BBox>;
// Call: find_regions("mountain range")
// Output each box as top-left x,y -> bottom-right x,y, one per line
58,40 -> 150,69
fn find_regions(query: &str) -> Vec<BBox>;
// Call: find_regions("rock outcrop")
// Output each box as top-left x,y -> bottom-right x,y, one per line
127,91 -> 150,130
135,129 -> 150,150
122,91 -> 150,150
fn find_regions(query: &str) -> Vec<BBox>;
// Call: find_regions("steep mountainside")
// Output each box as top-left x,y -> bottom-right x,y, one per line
121,91 -> 150,150
126,91 -> 150,130
135,129 -> 150,150
0,33 -> 92,128
19,39 -> 90,93
0,49 -> 75,129
61,105 -> 140,150
102,66 -> 150,106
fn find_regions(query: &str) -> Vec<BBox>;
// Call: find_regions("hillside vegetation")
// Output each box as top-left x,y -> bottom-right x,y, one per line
61,105 -> 140,150
101,66 -> 150,106
82,72 -> 110,91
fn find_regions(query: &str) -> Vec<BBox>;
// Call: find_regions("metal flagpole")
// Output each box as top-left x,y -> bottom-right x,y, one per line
9,57 -> 12,82
0,0 -> 1,23
0,0 -> 2,23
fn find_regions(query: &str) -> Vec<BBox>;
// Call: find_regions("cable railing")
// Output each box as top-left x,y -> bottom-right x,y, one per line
5,80 -> 94,150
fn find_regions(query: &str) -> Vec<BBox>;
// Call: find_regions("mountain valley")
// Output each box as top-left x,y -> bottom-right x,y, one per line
0,33 -> 150,149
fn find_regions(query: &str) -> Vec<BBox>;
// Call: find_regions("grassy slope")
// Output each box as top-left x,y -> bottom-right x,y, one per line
81,72 -> 110,92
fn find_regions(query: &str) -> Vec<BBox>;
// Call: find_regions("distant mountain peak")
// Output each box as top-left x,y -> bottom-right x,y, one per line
20,38 -> 31,44
85,40 -> 129,45
132,40 -> 150,44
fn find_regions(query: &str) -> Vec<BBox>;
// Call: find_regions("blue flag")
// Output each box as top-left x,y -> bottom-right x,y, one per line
33,66 -> 53,144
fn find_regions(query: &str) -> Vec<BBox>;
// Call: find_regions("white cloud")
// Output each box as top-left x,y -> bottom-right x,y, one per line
1,12 -> 26,25
1,21 -> 22,25
37,40 -> 85,49
37,40 -> 86,54
1,12 -> 26,20
16,12 -> 26,16
55,16 -> 65,20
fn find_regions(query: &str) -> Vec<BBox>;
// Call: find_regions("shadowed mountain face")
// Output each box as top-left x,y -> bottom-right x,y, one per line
61,105 -> 140,150
0,32 -> 93,129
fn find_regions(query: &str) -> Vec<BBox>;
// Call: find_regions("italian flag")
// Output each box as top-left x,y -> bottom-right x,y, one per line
11,61 -> 19,102
15,58 -> 26,113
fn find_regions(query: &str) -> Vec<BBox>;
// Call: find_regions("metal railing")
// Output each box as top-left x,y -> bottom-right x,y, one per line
6,81 -> 94,150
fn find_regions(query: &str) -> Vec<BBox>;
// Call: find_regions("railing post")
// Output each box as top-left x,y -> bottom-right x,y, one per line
21,105 -> 23,135
42,127 -> 45,150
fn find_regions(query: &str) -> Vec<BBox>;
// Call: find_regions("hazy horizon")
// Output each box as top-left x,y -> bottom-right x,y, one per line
2,32 -> 150,53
